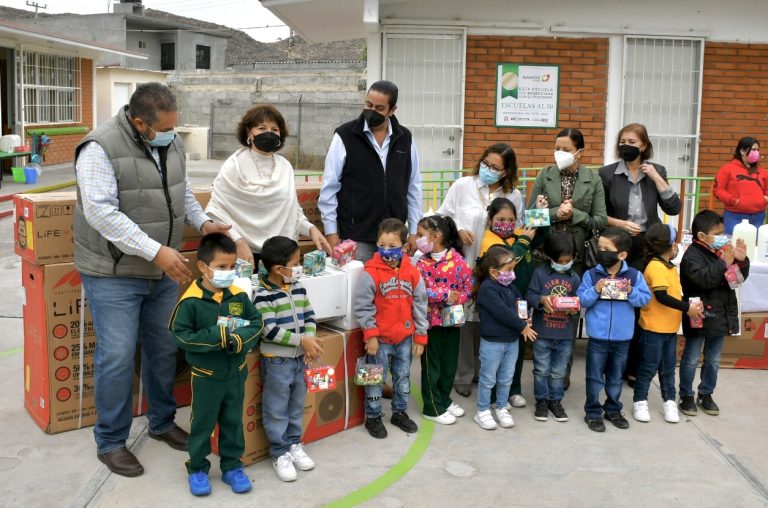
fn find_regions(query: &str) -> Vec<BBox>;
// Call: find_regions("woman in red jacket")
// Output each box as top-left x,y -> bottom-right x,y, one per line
714,137 -> 768,234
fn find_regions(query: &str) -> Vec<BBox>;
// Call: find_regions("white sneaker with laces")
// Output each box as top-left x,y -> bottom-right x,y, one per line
633,400 -> 651,422
446,402 -> 465,417
508,394 -> 527,408
663,400 -> 680,423
495,406 -> 515,428
423,411 -> 457,425
474,409 -> 497,430
289,443 -> 315,471
273,452 -> 298,482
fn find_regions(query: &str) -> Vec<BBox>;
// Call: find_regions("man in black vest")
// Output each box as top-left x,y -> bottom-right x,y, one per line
319,80 -> 422,261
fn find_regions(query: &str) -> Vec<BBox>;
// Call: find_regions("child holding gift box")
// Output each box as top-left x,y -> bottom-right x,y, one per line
253,235 -> 325,483
526,231 -> 581,423
354,218 -> 429,439
416,215 -> 472,425
170,233 -> 263,496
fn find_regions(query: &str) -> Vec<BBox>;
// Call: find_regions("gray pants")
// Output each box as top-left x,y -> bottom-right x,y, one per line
354,242 -> 377,263
454,321 -> 481,387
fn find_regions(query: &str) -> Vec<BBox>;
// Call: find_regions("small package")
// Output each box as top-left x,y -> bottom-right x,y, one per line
355,356 -> 384,386
724,263 -> 744,289
441,304 -> 465,327
517,300 -> 529,320
216,315 -> 250,332
523,208 -> 551,228
304,365 -> 337,392
552,296 -> 580,311
235,258 -> 254,278
332,239 -> 357,267
303,250 -> 327,276
600,279 -> 630,300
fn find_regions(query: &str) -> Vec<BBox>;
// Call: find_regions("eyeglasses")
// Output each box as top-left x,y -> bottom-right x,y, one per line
481,159 -> 504,172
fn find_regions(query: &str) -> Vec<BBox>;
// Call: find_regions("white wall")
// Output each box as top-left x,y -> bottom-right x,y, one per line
95,68 -> 170,126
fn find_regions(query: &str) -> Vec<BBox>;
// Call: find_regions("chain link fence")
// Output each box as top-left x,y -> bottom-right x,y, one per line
209,99 -> 362,170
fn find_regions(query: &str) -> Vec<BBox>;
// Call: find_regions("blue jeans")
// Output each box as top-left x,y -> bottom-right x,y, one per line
723,210 -> 765,235
679,335 -> 724,398
584,339 -> 630,418
532,338 -> 573,402
365,337 -> 413,418
261,355 -> 307,458
81,274 -> 179,454
477,339 -> 519,412
634,330 -> 677,402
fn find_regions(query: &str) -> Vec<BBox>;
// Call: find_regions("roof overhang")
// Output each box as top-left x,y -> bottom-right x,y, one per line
260,0 -> 376,43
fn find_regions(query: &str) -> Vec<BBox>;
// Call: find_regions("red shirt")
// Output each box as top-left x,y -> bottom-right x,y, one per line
714,159 -> 768,214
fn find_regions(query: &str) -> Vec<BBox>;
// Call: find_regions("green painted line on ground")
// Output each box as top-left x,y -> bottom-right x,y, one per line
323,387 -> 436,508
0,346 -> 23,357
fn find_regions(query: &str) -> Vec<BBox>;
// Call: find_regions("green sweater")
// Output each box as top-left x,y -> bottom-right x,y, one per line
169,279 -> 263,380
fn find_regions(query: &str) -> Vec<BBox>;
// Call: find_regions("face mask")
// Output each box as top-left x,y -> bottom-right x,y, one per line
282,265 -> 303,284
747,150 -> 761,165
554,150 -> 575,171
709,234 -> 729,250
596,250 -> 620,268
495,269 -> 516,286
479,163 -> 503,186
206,266 -> 237,289
378,246 -> 403,263
491,221 -> 515,239
146,125 -> 176,147
618,144 -> 641,162
416,235 -> 433,254
551,260 -> 574,273
251,131 -> 281,153
363,108 -> 387,128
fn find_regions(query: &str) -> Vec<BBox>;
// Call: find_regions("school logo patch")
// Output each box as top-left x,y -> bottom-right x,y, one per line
228,302 -> 244,316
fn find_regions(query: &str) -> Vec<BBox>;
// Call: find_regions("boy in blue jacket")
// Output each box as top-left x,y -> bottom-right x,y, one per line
577,227 -> 651,432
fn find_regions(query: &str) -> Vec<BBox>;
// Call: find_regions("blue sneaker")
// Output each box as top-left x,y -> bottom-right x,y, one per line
222,466 -> 252,493
188,471 -> 211,496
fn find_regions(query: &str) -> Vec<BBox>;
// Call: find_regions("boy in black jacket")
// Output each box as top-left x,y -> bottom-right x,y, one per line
680,210 -> 749,416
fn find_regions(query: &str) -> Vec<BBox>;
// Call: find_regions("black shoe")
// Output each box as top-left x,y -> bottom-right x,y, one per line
365,416 -> 388,439
390,411 -> 418,433
697,394 -> 720,415
534,400 -> 549,421
584,416 -> 606,432
605,412 -> 630,429
454,384 -> 471,398
679,395 -> 697,416
548,400 -> 569,422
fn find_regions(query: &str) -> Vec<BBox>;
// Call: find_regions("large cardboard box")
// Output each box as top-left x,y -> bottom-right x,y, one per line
14,192 -> 76,266
212,326 -> 365,465
296,182 -> 323,233
179,187 -> 212,252
677,312 -> 768,369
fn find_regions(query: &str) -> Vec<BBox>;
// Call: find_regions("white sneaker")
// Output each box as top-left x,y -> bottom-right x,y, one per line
494,406 -> 515,428
508,394 -> 527,408
446,402 -> 465,417
663,400 -> 680,423
474,409 -> 497,430
423,411 -> 457,425
289,443 -> 315,471
273,452 -> 298,482
633,400 -> 651,422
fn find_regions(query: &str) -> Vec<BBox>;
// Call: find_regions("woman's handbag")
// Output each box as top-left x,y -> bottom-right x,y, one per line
583,218 -> 601,269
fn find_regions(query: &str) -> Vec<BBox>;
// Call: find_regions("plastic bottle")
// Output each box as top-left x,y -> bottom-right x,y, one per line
732,219 -> 757,260
757,224 -> 768,263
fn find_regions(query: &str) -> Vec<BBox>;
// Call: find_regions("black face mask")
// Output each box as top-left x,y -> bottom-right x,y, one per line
596,250 -> 620,268
618,144 -> 641,162
251,131 -> 281,153
363,108 -> 387,128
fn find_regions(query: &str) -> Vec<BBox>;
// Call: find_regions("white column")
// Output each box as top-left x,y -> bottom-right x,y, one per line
603,35 -> 624,165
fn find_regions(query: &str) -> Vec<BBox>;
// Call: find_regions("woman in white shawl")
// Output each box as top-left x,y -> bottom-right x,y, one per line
206,105 -> 330,265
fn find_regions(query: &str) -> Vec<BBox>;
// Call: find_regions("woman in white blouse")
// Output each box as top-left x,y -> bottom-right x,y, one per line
206,105 -> 330,265
436,142 -> 523,397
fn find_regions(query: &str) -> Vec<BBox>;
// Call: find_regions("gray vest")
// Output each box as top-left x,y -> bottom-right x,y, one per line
74,107 -> 187,279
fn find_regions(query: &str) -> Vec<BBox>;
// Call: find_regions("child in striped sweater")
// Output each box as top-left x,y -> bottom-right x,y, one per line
253,236 -> 324,483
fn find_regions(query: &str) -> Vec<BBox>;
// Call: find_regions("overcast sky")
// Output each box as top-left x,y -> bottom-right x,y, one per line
0,0 -> 290,41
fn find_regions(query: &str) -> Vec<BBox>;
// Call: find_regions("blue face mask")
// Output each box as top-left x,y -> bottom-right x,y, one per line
478,163 -> 503,186
710,234 -> 729,250
206,265 -> 237,288
551,260 -> 574,273
378,246 -> 403,263
146,125 -> 176,147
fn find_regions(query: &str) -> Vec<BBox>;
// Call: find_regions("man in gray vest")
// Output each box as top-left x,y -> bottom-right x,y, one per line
74,82 -> 230,477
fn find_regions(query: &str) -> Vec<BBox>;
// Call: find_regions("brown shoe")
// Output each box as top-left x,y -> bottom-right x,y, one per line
97,447 -> 144,477
148,425 -> 189,451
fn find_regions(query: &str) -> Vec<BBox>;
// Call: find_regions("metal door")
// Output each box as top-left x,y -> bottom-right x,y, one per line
383,27 -> 465,211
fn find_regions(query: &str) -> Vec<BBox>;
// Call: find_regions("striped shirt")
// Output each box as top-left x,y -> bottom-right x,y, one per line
75,141 -> 210,262
253,277 -> 317,358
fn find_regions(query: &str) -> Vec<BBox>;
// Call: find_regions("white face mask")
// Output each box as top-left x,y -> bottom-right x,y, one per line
554,150 -> 576,171
283,265 -> 304,283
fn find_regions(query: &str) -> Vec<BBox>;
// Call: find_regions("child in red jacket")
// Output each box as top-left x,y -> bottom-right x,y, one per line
354,218 -> 429,439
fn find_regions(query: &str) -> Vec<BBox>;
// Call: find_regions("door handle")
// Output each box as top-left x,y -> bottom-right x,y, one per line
442,147 -> 455,155
678,154 -> 690,161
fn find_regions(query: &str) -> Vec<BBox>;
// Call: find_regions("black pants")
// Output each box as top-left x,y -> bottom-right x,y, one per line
623,235 -> 647,380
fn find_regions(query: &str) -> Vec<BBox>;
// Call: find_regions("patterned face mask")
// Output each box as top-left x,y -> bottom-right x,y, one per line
492,221 -> 515,239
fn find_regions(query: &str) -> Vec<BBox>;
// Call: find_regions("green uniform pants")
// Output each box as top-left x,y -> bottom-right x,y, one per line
186,370 -> 247,474
421,326 -> 461,417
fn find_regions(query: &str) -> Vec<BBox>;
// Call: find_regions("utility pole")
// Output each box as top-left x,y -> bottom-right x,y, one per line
25,1 -> 47,19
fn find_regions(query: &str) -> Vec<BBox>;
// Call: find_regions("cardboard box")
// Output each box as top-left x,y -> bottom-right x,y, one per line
677,312 -> 768,369
179,187 -> 212,252
22,260 -> 195,434
296,183 -> 323,233
14,192 -> 76,265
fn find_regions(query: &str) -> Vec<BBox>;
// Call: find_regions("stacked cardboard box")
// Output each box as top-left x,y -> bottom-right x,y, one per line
677,312 -> 768,369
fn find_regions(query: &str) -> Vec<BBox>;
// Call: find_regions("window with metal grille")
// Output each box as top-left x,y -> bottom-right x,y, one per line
23,52 -> 82,125
196,45 -> 210,70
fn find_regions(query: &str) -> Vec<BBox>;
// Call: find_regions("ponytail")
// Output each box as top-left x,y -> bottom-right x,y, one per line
418,215 -> 464,256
